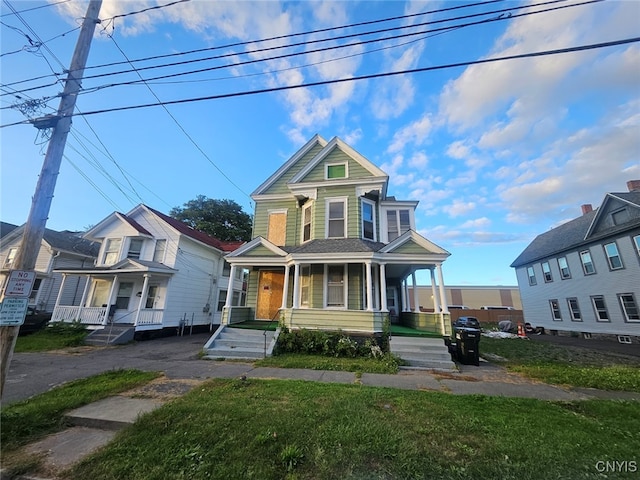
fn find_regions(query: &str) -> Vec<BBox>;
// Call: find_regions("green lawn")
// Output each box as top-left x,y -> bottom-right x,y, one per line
255,352 -> 402,374
66,378 -> 640,480
15,322 -> 88,352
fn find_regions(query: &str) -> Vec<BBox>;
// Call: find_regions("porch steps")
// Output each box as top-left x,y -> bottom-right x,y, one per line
84,325 -> 135,346
203,326 -> 275,360
390,336 -> 457,371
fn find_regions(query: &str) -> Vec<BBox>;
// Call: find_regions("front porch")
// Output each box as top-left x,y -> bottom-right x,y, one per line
51,305 -> 164,329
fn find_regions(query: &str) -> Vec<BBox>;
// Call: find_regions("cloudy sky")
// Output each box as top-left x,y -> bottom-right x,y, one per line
1,0 -> 638,285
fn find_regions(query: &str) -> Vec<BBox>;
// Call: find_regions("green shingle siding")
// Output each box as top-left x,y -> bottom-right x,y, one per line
394,240 -> 432,255
300,149 -> 375,183
262,144 -> 325,195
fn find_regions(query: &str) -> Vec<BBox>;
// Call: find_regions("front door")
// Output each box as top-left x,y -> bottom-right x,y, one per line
256,270 -> 284,320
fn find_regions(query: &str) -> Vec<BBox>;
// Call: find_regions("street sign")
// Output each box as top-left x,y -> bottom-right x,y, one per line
4,270 -> 36,297
0,298 -> 29,326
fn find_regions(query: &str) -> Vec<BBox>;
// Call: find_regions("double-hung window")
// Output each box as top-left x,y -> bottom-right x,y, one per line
580,250 -> 595,275
604,242 -> 623,270
115,282 -> 133,310
326,198 -> 347,238
557,256 -> 571,279
591,295 -> 609,322
541,261 -> 553,282
153,239 -> 166,263
302,203 -> 312,243
4,247 -> 17,268
325,264 -> 346,308
217,290 -> 227,311
633,235 -> 640,258
386,209 -> 411,241
549,299 -> 562,321
103,238 -> 122,266
127,238 -> 143,259
300,265 -> 310,307
618,293 -> 640,322
567,298 -> 582,321
361,198 -> 376,241
527,266 -> 537,286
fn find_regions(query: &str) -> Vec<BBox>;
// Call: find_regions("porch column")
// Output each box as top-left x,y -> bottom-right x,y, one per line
53,273 -> 67,311
134,274 -> 150,326
379,263 -> 387,312
436,264 -> 448,313
105,275 -> 118,325
402,278 -> 409,312
225,266 -> 236,307
365,261 -> 373,312
430,268 -> 440,313
292,263 -> 300,309
281,264 -> 290,309
411,272 -> 419,313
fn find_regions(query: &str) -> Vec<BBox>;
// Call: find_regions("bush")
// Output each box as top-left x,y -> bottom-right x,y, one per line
275,328 -> 387,359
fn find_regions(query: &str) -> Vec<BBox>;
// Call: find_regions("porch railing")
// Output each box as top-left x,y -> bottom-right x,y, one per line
136,309 -> 164,326
52,306 -> 107,325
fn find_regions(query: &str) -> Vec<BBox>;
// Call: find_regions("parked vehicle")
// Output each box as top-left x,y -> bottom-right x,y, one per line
18,307 -> 52,336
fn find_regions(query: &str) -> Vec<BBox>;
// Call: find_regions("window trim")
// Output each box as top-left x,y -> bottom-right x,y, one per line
267,209 -> 288,246
103,238 -> 122,266
127,238 -> 144,259
591,295 -> 609,322
603,242 -> 623,270
579,250 -> 596,275
324,264 -> 347,309
153,239 -> 166,263
633,235 -> 640,258
4,247 -> 18,268
325,197 -> 348,239
361,197 -> 377,241
618,293 -> 640,323
527,266 -> 537,286
567,297 -> 582,322
557,256 -> 571,279
301,201 -> 313,243
325,161 -> 348,180
541,261 -> 553,283
549,299 -> 562,321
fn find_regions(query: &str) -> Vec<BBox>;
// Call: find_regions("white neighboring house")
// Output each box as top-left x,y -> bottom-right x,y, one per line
0,225 -> 99,312
511,180 -> 640,342
51,204 -> 245,335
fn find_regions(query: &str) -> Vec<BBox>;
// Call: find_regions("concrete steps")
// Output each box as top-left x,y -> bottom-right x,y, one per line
84,325 -> 135,346
203,326 -> 275,360
390,336 -> 457,371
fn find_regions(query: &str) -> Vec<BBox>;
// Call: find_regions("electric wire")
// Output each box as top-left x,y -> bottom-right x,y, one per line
0,0 -> 71,18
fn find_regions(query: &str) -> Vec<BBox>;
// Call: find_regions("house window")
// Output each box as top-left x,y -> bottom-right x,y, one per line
567,298 -> 582,321
153,239 -> 166,263
145,285 -> 158,309
633,235 -> 640,257
222,261 -> 231,277
604,242 -> 623,270
232,291 -> 241,306
29,278 -> 42,305
217,290 -> 227,311
361,198 -> 376,241
591,295 -> 609,322
235,268 -> 243,280
127,238 -> 143,259
300,265 -> 310,307
580,250 -> 595,275
618,293 -> 640,322
326,264 -> 346,308
115,282 -> 134,310
527,266 -> 537,286
386,209 -> 411,241
326,162 -> 347,179
557,256 -> 571,279
611,208 -> 629,226
90,280 -> 110,307
267,211 -> 287,246
4,247 -> 17,268
302,202 -> 312,243
103,238 -> 122,265
541,261 -> 553,282
549,299 -> 562,321
326,198 -> 347,238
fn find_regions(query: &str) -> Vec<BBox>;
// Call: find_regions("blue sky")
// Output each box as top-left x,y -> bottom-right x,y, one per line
1,0 -> 639,286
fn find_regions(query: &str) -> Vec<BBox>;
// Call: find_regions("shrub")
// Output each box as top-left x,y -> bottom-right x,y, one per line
275,328 -> 387,359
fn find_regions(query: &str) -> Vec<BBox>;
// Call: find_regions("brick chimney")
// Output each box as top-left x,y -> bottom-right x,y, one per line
581,204 -> 593,215
627,180 -> 640,192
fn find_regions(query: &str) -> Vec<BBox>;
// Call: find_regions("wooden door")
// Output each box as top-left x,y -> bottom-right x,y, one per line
256,270 -> 284,320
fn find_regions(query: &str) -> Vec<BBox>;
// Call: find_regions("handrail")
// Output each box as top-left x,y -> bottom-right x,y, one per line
263,308 -> 282,357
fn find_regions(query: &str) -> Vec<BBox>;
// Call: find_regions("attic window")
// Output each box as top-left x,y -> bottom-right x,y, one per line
611,208 -> 629,226
326,163 -> 347,179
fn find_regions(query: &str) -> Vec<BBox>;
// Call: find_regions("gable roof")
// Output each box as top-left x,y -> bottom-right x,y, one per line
380,230 -> 450,256
288,136 -> 388,185
1,224 -> 99,258
252,134 -> 328,197
584,191 -> 640,238
0,221 -> 19,240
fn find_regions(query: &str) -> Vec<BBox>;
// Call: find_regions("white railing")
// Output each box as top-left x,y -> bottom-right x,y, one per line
52,306 -> 107,325
136,309 -> 164,326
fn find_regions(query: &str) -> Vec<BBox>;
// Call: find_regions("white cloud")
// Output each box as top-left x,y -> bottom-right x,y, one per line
387,114 -> 432,154
442,200 -> 476,218
446,140 -> 470,160
460,217 -> 491,229
408,151 -> 428,169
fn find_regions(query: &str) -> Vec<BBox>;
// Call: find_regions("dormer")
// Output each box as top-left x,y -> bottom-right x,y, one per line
379,199 -> 418,244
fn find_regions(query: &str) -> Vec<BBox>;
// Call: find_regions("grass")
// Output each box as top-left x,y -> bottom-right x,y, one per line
255,352 -> 402,374
390,324 -> 442,337
0,369 -> 160,452
480,336 -> 640,392
15,322 -> 88,352
66,378 -> 640,480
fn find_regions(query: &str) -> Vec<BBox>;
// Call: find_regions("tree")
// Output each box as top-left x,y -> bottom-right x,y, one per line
170,196 -> 252,242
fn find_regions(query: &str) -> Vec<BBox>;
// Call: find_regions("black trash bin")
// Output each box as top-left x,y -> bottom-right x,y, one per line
449,316 -> 481,366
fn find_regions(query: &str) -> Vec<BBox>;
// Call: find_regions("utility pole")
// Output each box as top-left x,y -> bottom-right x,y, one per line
0,0 -> 103,397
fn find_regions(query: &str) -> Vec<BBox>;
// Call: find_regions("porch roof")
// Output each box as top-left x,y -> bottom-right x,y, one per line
54,259 -> 177,276
286,238 -> 386,254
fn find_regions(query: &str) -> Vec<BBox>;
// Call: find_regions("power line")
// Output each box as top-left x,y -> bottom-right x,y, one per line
2,35 -> 636,130
0,0 -> 71,18
2,0 -> 508,89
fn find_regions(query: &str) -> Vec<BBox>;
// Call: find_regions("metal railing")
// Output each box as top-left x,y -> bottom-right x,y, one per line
264,309 -> 282,358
